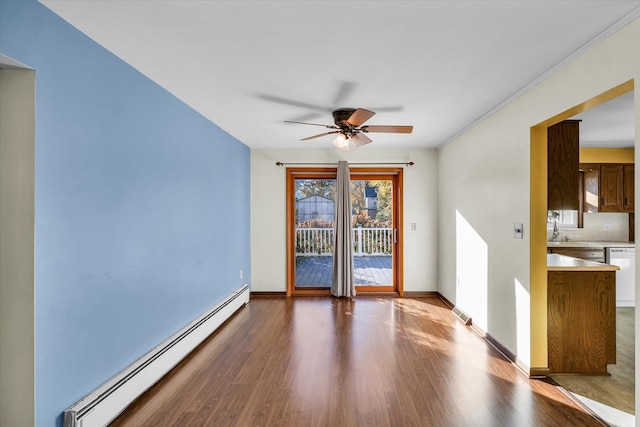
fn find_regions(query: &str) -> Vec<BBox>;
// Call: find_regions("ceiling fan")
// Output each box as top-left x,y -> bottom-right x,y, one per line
285,108 -> 413,150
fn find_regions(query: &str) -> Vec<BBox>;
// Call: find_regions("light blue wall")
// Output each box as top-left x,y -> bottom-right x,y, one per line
0,1 -> 251,426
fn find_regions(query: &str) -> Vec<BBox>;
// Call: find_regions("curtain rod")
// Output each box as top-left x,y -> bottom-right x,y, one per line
275,161 -> 414,167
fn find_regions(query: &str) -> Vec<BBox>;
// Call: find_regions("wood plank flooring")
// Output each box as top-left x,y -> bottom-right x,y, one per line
111,297 -> 603,427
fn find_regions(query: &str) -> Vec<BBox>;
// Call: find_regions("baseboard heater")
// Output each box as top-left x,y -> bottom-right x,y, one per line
64,284 -> 250,427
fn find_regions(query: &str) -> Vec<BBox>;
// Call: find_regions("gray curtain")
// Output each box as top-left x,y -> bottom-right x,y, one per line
331,161 -> 356,297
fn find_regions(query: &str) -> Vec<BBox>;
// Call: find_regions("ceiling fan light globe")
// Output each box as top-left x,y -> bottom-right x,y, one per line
333,133 -> 349,150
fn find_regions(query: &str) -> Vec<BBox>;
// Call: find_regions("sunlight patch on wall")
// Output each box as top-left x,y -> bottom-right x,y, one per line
514,278 -> 531,367
455,210 -> 488,331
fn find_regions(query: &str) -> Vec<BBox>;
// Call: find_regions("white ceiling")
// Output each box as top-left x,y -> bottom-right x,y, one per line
573,91 -> 635,148
39,0 -> 639,150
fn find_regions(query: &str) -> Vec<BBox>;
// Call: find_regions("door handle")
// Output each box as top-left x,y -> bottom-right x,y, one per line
394,228 -> 398,244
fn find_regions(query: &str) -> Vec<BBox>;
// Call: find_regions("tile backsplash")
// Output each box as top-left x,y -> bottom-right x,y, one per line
551,212 -> 629,242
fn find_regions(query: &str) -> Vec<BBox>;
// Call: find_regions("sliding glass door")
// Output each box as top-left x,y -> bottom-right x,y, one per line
286,168 -> 402,295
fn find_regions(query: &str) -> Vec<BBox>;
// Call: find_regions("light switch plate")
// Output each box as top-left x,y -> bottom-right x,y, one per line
513,223 -> 523,239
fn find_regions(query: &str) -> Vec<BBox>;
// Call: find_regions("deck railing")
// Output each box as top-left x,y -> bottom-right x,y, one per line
296,227 -> 393,256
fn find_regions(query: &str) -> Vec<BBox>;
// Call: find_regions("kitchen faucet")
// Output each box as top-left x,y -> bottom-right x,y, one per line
552,220 -> 560,241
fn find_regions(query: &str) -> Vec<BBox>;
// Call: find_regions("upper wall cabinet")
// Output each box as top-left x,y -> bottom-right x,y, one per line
623,164 -> 634,212
582,164 -> 599,213
600,164 -> 634,212
580,163 -> 634,213
600,164 -> 623,211
548,120 -> 580,210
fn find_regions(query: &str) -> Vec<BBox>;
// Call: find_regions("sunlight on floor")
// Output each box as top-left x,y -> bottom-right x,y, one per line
573,394 -> 635,427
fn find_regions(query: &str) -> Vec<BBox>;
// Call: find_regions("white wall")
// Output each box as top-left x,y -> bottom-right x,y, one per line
438,17 -> 640,369
251,148 -> 438,293
0,69 -> 35,427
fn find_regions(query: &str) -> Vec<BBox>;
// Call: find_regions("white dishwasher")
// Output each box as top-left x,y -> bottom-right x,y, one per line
606,247 -> 635,307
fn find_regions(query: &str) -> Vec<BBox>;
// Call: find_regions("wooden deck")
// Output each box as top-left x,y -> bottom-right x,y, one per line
295,256 -> 392,287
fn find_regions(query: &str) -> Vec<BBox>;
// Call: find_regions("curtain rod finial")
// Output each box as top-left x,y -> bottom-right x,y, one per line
408,161 -> 414,166
276,161 -> 283,166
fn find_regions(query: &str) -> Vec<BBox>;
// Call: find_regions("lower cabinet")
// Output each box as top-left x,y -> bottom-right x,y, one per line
547,247 -> 605,263
547,270 -> 616,374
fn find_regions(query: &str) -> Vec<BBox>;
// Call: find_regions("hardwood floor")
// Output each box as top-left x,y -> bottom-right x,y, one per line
551,307 -> 635,415
111,297 -> 604,427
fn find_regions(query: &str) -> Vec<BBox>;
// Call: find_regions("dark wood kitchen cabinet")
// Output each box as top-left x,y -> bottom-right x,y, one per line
548,120 -> 580,210
581,163 -> 599,213
547,268 -> 617,374
623,164 -> 634,212
600,164 -> 624,211
580,163 -> 634,213
600,164 -> 634,212
547,246 -> 605,263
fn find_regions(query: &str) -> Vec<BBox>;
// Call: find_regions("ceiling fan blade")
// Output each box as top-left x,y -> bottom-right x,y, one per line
257,94 -> 330,112
301,131 -> 340,141
332,81 -> 357,107
370,106 -> 404,113
361,125 -> 413,134
347,108 -> 376,126
285,120 -> 338,128
352,132 -> 373,148
289,112 -> 323,123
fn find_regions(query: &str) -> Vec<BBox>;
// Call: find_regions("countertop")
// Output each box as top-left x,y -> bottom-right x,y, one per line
547,253 -> 620,271
547,241 -> 635,249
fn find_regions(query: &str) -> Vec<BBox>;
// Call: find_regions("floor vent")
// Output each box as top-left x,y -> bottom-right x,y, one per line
452,306 -> 472,326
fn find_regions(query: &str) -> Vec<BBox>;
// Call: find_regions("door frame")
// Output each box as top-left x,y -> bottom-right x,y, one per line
286,167 -> 404,296
529,79 -> 634,373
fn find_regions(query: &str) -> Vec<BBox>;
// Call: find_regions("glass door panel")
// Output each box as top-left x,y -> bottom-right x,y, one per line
351,179 -> 394,290
294,178 -> 336,289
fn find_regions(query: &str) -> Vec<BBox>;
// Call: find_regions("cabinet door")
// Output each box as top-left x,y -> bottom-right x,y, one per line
548,247 -> 605,262
548,121 -> 579,210
623,164 -> 634,212
599,164 -> 623,212
581,164 -> 599,213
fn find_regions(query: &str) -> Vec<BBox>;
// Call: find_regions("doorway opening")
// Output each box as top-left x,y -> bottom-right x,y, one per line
530,79 -> 635,421
0,64 -> 36,425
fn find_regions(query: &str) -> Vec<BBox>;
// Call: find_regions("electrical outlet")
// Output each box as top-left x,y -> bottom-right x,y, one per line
603,223 -> 613,231
411,223 -> 417,231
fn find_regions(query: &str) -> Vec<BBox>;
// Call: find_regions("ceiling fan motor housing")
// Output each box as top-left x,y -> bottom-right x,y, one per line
332,108 -> 357,129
